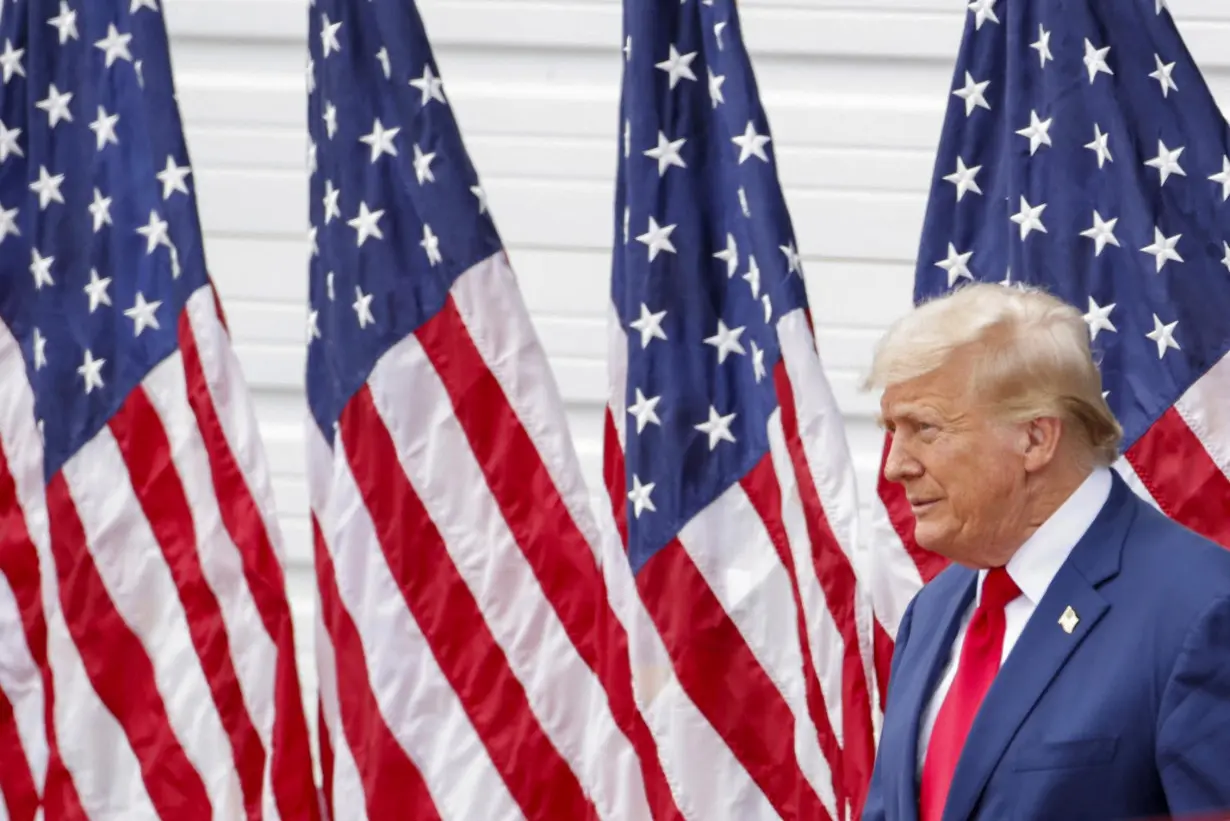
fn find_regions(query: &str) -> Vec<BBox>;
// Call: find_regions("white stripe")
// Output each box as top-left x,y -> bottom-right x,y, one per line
864,495 -> 924,643
1174,351 -> 1230,480
678,485 -> 837,819
62,431 -> 243,816
451,253 -> 605,558
311,595 -> 366,821
367,331 -> 651,821
141,353 -> 280,816
1112,457 -> 1163,512
0,572 -> 45,789
306,427 -> 520,821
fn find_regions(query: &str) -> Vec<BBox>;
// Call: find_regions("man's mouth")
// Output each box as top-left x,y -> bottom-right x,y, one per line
909,499 -> 939,514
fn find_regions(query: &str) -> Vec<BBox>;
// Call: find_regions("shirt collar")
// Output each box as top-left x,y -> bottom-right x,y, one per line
978,466 -> 1113,606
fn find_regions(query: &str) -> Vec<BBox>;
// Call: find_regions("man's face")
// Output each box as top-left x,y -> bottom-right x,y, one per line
878,356 -> 1027,567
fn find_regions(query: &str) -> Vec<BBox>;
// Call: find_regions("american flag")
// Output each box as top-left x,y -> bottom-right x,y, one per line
0,0 -> 319,818
602,0 -> 876,818
304,1 -> 682,817
867,0 -> 1230,704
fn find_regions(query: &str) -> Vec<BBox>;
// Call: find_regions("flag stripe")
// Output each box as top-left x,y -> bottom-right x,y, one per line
180,291 -> 320,820
309,570 -> 362,821
46,470 -> 211,819
0,674 -> 37,821
108,386 -> 266,819
312,518 -> 440,821
416,294 -> 681,821
338,385 -> 595,820
317,696 -> 334,820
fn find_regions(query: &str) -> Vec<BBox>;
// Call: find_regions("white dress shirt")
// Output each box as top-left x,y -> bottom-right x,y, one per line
915,467 -> 1113,774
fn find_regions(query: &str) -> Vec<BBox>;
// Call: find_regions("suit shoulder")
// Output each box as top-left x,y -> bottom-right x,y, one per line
1122,501 -> 1230,601
909,562 -> 973,618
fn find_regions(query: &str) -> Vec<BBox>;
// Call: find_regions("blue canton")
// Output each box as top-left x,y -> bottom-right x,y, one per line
614,0 -> 811,574
916,0 -> 1230,449
306,0 -> 502,444
0,0 -> 207,479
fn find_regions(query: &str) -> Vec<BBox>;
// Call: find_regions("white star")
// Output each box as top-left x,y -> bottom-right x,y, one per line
1031,24 -> 1053,67
628,389 -> 662,434
307,310 -> 321,342
136,209 -> 170,253
1145,140 -> 1185,186
48,2 -> 79,45
656,45 -> 697,89
738,187 -> 751,217
1222,242 -> 1230,273
751,340 -> 767,382
36,85 -> 73,128
1141,227 -> 1182,272
1150,54 -> 1178,97
1083,39 -> 1113,83
326,272 -> 334,300
353,286 -> 375,328
623,36 -> 632,62
780,242 -> 802,275
320,14 -> 342,58
1080,211 -> 1120,256
376,47 -> 390,79
322,180 -> 341,224
743,255 -> 761,298
714,20 -> 727,49
714,233 -> 738,277
77,349 -> 106,394
704,320 -> 746,364
124,292 -> 162,336
1085,124 -> 1112,168
32,329 -> 47,370
0,40 -> 25,83
0,120 -> 20,163
89,188 -> 112,232
953,71 -> 991,116
156,156 -> 192,199
130,0 -> 159,12
29,249 -> 54,289
1015,110 -> 1053,155
1146,314 -> 1180,358
936,243 -> 973,287
968,0 -> 999,29
89,106 -> 119,150
360,119 -> 400,163
348,202 -> 384,247
629,303 -> 667,348
1209,156 -> 1230,201
943,157 -> 982,201
323,102 -> 338,139
732,121 -> 771,164
84,269 -> 112,313
1010,196 -> 1048,240
412,143 -> 437,184
29,166 -> 65,210
306,57 -> 315,95
644,131 -> 686,176
421,224 -> 443,265
708,68 -> 726,108
623,120 -> 631,159
0,204 -> 18,245
409,64 -> 447,106
471,184 -> 488,214
308,140 -> 318,175
623,207 -> 630,244
695,406 -> 737,450
637,217 -> 677,261
1082,297 -> 1116,341
94,24 -> 133,67
627,475 -> 656,518
134,60 -> 144,87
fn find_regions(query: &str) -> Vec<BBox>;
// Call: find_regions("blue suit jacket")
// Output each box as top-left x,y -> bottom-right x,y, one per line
864,473 -> 1230,821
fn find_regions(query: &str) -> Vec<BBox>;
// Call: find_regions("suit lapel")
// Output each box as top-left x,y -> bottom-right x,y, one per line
939,475 -> 1139,821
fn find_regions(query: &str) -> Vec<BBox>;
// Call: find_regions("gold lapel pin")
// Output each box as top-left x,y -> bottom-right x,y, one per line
1058,606 -> 1080,634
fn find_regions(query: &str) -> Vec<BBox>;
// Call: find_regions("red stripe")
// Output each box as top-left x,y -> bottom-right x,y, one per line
875,435 -> 949,583
774,365 -> 876,817
0,442 -> 87,819
417,298 -> 683,821
0,687 -> 38,821
636,537 -> 830,819
311,518 -> 440,821
1127,407 -> 1230,549
178,310 -> 321,820
740,457 -> 841,819
317,695 -> 334,819
110,388 -> 265,820
873,618 -> 895,714
339,385 -> 595,819
46,471 -> 210,819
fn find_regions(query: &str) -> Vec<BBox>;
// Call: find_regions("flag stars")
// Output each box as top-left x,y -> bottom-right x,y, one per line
48,2 -> 79,44
630,303 -> 668,348
1146,314 -> 1180,358
953,71 -> 991,116
94,24 -> 133,68
124,292 -> 161,336
84,269 -> 112,313
656,44 -> 698,89
323,102 -> 338,139
1083,39 -> 1113,83
1210,156 -> 1230,201
695,406 -> 737,451
29,166 -> 65,210
360,119 -> 400,163
751,340 -> 767,382
1086,124 -> 1113,168
1031,24 -> 1053,67
137,210 -> 170,253
410,64 -> 447,106
320,14 -> 342,58
412,143 -> 437,184
36,85 -> 73,128
732,121 -> 772,164
89,188 -> 112,232
353,286 -> 375,328
644,131 -> 687,176
780,242 -> 802,275
627,475 -> 656,518
1010,196 -> 1047,240
32,329 -> 47,370
937,243 -> 973,287
1145,140 -> 1185,185
1141,227 -> 1182,272
628,389 -> 662,434
376,47 -> 391,79
307,310 -> 321,342
471,184 -> 488,214
156,156 -> 192,199
29,249 -> 54,289
0,121 -> 20,163
322,180 -> 341,224
1082,297 -> 1116,341
944,157 -> 982,200
743,256 -> 762,298
1222,242 -> 1230,273
704,320 -> 746,364
0,40 -> 25,83
714,233 -> 738,277
77,349 -> 106,394
90,106 -> 120,150
421,224 -> 443,265
1080,211 -> 1120,256
0,204 -> 18,244
1150,54 -> 1178,97
1016,110 -> 1053,155
967,0 -> 999,29
708,68 -> 726,108
348,202 -> 385,246
637,217 -> 677,261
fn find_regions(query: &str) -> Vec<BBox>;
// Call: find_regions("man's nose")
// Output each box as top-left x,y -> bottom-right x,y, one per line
883,433 -> 922,483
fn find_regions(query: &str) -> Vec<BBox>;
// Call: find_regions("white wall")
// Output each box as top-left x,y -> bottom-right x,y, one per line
165,0 -> 1230,678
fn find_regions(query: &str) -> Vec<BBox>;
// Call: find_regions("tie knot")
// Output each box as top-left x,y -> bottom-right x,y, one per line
980,566 -> 1021,611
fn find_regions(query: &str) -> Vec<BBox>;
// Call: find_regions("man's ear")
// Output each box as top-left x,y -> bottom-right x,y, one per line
1022,416 -> 1063,473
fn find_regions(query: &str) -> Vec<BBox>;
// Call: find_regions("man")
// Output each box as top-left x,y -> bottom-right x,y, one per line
862,282 -> 1230,821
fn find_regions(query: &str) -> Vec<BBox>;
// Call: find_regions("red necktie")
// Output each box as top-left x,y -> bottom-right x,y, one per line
919,567 -> 1021,821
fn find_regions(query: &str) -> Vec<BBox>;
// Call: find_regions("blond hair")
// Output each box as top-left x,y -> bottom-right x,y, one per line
864,282 -> 1123,467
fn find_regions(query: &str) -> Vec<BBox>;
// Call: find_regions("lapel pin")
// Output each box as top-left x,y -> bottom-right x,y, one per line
1058,606 -> 1080,634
